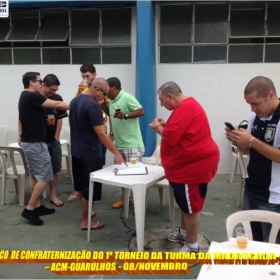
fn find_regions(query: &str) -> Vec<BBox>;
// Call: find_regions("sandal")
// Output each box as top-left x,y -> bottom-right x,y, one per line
80,221 -> 104,231
67,194 -> 80,202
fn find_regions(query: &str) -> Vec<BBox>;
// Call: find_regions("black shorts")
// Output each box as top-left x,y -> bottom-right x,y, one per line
72,156 -> 102,201
170,182 -> 208,214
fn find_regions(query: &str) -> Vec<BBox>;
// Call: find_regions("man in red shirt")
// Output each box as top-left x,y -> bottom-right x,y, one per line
150,82 -> 220,254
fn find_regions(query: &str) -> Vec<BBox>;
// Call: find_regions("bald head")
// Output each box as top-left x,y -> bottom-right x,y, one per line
244,76 -> 277,98
90,77 -> 109,91
87,77 -> 109,101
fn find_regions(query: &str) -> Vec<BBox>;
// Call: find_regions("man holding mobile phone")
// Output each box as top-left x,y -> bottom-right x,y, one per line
149,82 -> 220,254
101,77 -> 145,209
225,76 -> 280,244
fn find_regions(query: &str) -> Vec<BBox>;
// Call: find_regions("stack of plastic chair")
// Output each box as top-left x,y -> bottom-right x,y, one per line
0,146 -> 29,206
229,144 -> 248,183
231,145 -> 248,207
144,137 -> 175,227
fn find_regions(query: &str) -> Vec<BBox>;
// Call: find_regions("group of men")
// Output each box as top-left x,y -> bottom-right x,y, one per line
18,66 -> 280,253
18,62 -> 146,231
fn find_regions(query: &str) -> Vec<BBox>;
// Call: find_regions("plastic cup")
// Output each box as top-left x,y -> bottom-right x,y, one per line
235,227 -> 248,249
82,79 -> 88,89
130,158 -> 137,164
48,114 -> 55,125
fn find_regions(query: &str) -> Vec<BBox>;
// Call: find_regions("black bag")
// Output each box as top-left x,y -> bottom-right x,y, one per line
238,120 -> 248,129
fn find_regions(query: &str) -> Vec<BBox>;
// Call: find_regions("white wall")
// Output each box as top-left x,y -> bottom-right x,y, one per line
156,63 -> 280,174
0,7 -> 137,169
0,64 -> 135,158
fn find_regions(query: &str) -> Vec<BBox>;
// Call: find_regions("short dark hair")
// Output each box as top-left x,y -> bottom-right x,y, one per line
43,74 -> 61,87
106,77 -> 122,90
158,82 -> 182,97
245,76 -> 276,98
80,62 -> 96,74
22,72 -> 40,88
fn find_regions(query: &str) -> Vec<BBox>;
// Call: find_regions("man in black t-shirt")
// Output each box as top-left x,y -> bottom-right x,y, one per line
41,74 -> 68,207
18,72 -> 69,226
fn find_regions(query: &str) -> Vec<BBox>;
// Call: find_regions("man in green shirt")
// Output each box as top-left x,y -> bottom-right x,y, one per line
103,77 -> 145,208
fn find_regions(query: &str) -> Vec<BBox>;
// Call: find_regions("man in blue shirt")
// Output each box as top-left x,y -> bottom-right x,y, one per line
69,77 -> 125,230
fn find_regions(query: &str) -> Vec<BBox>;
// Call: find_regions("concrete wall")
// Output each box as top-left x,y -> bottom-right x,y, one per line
156,63 -> 280,174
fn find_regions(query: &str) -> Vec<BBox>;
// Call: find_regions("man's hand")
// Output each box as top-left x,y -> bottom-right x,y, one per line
98,98 -> 105,105
114,153 -> 127,165
149,118 -> 162,132
114,110 -> 125,119
77,81 -> 87,94
18,136 -> 21,147
225,127 -> 235,142
229,128 -> 253,148
156,118 -> 166,126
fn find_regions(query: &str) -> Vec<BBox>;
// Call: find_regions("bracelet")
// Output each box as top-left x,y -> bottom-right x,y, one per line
249,137 -> 255,148
155,125 -> 163,133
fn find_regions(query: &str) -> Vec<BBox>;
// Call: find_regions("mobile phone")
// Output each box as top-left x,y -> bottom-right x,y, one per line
115,109 -> 121,112
225,122 -> 236,130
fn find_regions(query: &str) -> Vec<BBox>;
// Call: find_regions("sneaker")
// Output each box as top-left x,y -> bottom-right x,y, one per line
34,205 -> 55,216
112,196 -> 133,209
21,208 -> 43,225
167,227 -> 186,243
179,243 -> 200,256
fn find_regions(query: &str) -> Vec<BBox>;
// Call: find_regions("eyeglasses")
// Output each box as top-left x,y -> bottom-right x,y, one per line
33,79 -> 43,84
94,87 -> 108,96
47,86 -> 58,92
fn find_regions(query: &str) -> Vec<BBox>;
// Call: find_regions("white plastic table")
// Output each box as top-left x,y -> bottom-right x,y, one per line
88,164 -> 170,251
8,139 -> 69,148
197,238 -> 280,279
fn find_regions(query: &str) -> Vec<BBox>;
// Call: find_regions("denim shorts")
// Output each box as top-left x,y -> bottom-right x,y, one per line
21,142 -> 53,182
243,188 -> 280,244
47,140 -> 62,173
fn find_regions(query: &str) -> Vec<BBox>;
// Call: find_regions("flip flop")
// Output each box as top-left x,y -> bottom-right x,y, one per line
80,221 -> 104,231
50,200 -> 64,207
67,195 -> 80,202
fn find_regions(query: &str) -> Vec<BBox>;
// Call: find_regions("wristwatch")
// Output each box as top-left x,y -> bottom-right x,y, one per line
125,113 -> 129,120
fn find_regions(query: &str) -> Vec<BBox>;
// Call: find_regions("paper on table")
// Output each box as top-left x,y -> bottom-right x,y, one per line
115,166 -> 148,176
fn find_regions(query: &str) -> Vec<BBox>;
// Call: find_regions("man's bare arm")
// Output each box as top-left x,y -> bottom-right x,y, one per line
41,99 -> 69,111
248,137 -> 280,164
18,120 -> 22,146
55,119 -> 62,141
93,125 -> 126,165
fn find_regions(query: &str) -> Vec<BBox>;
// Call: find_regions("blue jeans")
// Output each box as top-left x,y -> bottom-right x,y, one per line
243,188 -> 280,244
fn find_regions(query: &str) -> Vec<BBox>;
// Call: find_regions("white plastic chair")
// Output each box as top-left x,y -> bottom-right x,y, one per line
0,126 -> 11,161
0,146 -> 29,206
142,137 -> 161,165
144,138 -> 175,226
60,127 -> 73,184
231,145 -> 247,207
229,144 -> 248,183
226,210 -> 280,244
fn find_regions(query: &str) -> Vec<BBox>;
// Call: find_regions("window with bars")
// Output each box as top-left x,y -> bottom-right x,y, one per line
0,7 -> 132,65
159,1 -> 280,63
